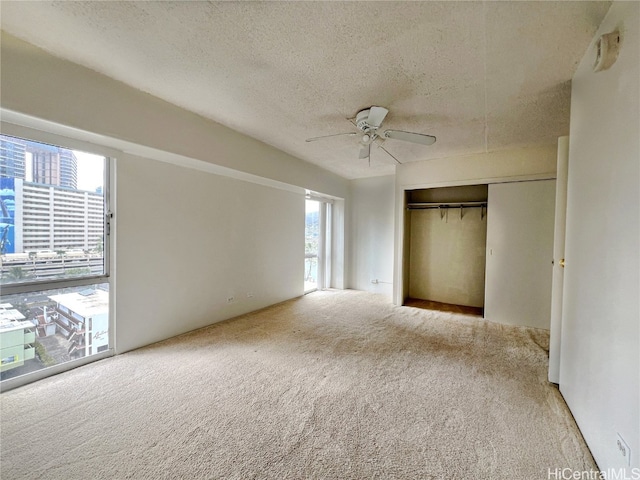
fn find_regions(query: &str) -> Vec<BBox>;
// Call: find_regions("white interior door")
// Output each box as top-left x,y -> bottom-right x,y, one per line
548,137 -> 569,383
484,180 -> 556,329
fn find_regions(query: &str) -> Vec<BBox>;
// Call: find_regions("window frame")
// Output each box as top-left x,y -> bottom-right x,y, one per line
0,122 -> 116,391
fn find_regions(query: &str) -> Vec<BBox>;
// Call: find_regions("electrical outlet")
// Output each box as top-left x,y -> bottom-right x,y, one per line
226,296 -> 234,304
617,433 -> 631,466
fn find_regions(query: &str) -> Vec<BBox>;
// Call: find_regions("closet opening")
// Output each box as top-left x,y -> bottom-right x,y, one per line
403,185 -> 488,316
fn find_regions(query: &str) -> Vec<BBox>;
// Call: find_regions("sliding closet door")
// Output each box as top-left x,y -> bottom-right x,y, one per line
484,180 -> 556,328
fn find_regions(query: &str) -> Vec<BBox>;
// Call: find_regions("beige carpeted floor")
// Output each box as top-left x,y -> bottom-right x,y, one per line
1,289 -> 595,479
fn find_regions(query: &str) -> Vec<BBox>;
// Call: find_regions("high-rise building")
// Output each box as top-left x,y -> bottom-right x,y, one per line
0,136 -> 26,180
26,141 -> 78,189
18,179 -> 104,253
0,135 -> 79,190
1,178 -> 105,280
1,134 -> 102,259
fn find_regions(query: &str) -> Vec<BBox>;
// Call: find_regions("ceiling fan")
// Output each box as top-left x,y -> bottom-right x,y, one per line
305,106 -> 436,164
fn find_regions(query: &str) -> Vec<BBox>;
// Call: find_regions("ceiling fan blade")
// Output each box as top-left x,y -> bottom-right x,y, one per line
306,132 -> 357,142
367,106 -> 389,128
383,130 -> 436,146
359,144 -> 370,160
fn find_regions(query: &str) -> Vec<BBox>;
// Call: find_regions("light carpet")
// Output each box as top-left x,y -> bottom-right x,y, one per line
0,289 -> 595,479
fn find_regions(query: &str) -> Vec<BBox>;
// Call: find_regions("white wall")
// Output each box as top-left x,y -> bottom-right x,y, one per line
560,1 -> 639,472
348,175 -> 395,296
484,180 -> 556,329
0,32 -> 349,354
330,198 -> 346,290
396,145 -> 558,190
116,154 -> 303,352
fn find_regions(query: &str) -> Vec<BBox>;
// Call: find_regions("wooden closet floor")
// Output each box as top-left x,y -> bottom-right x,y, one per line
403,298 -> 483,317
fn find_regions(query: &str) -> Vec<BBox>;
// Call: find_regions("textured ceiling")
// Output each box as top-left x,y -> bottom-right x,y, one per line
0,1 -> 611,179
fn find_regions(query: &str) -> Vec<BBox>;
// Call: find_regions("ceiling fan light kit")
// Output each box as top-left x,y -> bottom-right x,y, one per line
305,105 -> 437,164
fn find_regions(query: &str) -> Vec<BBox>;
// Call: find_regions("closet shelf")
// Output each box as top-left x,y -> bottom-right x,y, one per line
407,201 -> 487,210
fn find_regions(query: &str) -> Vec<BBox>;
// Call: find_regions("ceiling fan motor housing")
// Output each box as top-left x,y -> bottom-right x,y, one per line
356,109 -> 375,132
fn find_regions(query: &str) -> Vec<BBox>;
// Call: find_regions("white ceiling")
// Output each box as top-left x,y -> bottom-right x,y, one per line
1,1 -> 611,179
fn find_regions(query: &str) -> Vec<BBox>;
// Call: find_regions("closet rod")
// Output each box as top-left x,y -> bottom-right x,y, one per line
407,201 -> 487,210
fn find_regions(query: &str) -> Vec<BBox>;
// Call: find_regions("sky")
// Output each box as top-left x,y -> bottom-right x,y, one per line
305,199 -> 319,213
75,151 -> 105,192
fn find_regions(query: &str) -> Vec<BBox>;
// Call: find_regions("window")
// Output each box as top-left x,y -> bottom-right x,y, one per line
2,356 -> 17,365
304,194 -> 332,293
0,133 -> 112,388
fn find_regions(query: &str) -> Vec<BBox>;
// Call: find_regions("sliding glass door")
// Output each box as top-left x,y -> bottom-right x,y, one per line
304,196 -> 331,293
304,199 -> 320,292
